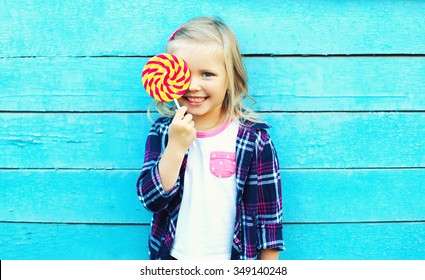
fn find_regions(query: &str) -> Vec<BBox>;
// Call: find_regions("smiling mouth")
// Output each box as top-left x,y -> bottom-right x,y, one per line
185,96 -> 207,103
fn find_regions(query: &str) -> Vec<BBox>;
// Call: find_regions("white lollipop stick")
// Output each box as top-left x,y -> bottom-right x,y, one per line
173,99 -> 181,109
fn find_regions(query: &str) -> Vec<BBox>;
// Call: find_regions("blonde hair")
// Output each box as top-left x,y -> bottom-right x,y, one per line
150,16 -> 259,124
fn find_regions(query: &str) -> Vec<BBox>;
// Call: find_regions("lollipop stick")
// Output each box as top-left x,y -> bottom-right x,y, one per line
173,99 -> 181,109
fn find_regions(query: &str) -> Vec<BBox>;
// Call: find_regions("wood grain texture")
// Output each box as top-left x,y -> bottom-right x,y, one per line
0,222 -> 149,260
281,222 -> 425,260
1,169 -> 424,224
1,0 -> 425,56
1,57 -> 425,112
1,222 -> 423,260
1,113 -> 424,169
0,170 -> 145,224
281,169 -> 425,223
2,0 -> 424,261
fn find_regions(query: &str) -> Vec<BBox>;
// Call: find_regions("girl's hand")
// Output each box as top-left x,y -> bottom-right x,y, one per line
168,106 -> 196,153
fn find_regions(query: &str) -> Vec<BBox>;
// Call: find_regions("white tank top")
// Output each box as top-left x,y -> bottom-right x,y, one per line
171,120 -> 238,260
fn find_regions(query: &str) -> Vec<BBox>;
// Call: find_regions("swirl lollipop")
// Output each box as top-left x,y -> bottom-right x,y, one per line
142,53 -> 191,108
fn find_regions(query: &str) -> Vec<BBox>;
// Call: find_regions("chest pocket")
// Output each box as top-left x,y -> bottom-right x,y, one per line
209,151 -> 236,178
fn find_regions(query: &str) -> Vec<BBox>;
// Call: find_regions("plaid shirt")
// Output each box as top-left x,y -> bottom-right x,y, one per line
137,117 -> 284,260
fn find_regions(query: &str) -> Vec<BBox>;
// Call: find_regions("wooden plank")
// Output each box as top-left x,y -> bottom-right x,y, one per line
0,113 -> 149,169
1,169 -> 424,224
266,112 -> 425,169
0,57 -> 148,112
1,1 -> 424,56
281,222 -> 425,260
1,222 -> 423,259
1,113 -> 424,169
2,57 -> 425,112
0,170 -> 146,224
0,222 -> 149,260
281,169 -> 425,223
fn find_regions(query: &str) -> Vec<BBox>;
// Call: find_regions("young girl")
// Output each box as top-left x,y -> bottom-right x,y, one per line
137,17 -> 284,260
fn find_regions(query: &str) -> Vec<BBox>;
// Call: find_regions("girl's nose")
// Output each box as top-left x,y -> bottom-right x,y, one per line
188,76 -> 201,92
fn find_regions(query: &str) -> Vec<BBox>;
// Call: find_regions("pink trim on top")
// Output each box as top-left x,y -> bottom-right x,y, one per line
196,120 -> 231,138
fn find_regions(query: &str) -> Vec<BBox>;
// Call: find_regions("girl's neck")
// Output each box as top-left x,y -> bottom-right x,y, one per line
194,111 -> 226,132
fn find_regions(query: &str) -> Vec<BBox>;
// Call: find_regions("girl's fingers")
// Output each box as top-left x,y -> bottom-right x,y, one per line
182,112 -> 193,123
173,106 -> 194,126
172,106 -> 188,122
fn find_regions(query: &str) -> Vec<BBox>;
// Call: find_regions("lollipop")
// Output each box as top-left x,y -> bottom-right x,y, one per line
142,53 -> 191,108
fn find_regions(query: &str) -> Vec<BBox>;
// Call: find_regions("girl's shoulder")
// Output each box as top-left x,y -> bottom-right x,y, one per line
239,119 -> 275,152
239,119 -> 271,132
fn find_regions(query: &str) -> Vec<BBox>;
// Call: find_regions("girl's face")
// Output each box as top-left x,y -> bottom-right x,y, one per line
172,41 -> 228,130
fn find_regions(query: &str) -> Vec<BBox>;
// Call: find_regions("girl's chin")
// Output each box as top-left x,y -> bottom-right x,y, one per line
185,108 -> 205,116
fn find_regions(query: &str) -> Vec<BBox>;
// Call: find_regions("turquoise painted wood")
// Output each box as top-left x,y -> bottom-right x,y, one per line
0,222 -> 150,260
1,169 -> 424,224
2,57 -> 425,112
1,113 -> 425,169
1,0 -> 425,260
0,222 -> 423,260
1,0 -> 424,56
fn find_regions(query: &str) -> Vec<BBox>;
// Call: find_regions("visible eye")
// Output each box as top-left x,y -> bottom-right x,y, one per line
202,72 -> 213,78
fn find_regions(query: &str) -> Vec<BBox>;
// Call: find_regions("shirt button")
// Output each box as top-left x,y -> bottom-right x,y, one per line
234,237 -> 240,243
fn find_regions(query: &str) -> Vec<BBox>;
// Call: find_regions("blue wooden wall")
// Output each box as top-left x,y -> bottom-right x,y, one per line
1,0 -> 424,260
